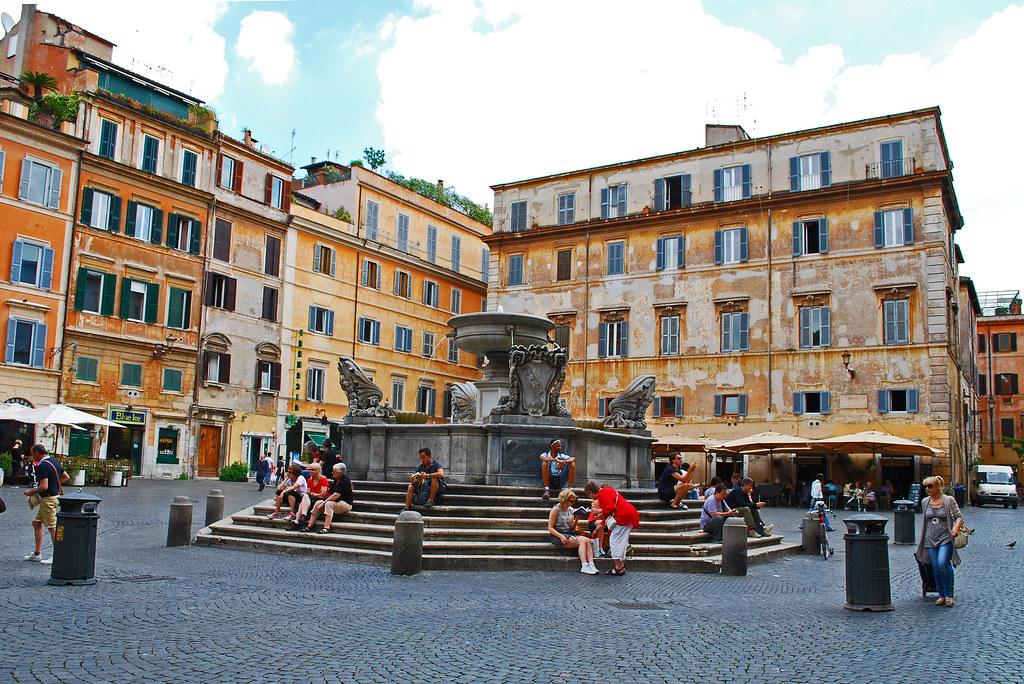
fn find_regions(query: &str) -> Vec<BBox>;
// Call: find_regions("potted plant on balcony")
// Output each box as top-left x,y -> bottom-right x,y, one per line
20,70 -> 58,127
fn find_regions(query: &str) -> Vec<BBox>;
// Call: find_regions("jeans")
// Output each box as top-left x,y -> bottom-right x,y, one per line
928,544 -> 955,598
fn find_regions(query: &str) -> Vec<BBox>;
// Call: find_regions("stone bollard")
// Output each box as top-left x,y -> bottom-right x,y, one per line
801,512 -> 821,554
167,496 -> 193,547
721,517 -> 748,576
391,510 -> 424,576
206,489 -> 225,527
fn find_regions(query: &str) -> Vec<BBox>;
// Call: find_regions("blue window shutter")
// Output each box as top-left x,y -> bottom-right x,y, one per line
31,322 -> 47,368
675,397 -> 683,417
4,318 -> 16,362
741,164 -> 751,198
373,321 -> 380,345
821,307 -> 831,346
792,221 -> 803,256
654,178 -> 665,211
878,389 -> 890,413
47,168 -> 62,210
721,314 -> 731,351
799,308 -> 810,348
738,395 -> 748,415
653,399 -> 661,418
326,310 -> 335,336
376,267 -> 381,290
189,220 -> 202,254
790,157 -> 800,191
677,236 -> 685,268
150,209 -> 163,244
80,187 -> 94,226
819,218 -> 829,254
125,200 -> 138,237
681,174 -> 691,205
793,392 -> 804,415
598,322 -> 607,358
713,169 -> 723,203
714,394 -> 723,416
330,249 -> 336,276
907,389 -> 918,413
308,306 -> 316,331
738,312 -> 749,350
598,398 -> 606,418
656,238 -> 665,270
10,240 -> 22,283
821,392 -> 831,415
145,283 -> 159,323
313,245 -> 321,273
600,187 -> 609,219
361,260 -> 368,286
714,230 -> 723,264
873,211 -> 884,247
820,152 -> 831,187
619,321 -> 629,357
101,273 -> 117,316
739,227 -> 748,262
108,195 -> 122,232
616,185 -> 626,215
18,158 -> 31,200
902,208 -> 914,245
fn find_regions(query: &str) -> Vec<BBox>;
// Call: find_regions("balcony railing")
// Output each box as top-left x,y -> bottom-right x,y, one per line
866,157 -> 916,180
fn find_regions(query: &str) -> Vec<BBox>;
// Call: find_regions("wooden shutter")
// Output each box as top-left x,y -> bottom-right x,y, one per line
598,398 -> 606,418
821,392 -> 831,415
265,235 -> 281,276
738,312 -> 749,351
150,209 -> 163,244
820,307 -> 831,346
9,240 -> 22,282
737,395 -> 747,416
214,219 -> 231,261
215,154 -> 223,187
902,208 -> 913,245
907,389 -> 918,413
75,267 -> 88,310
619,321 -> 629,357
819,218 -> 829,254
80,187 -> 94,225
793,392 -> 804,415
166,213 -> 179,248
656,237 -> 665,270
878,390 -> 890,413
598,322 -> 607,358
714,395 -> 723,416
119,277 -> 132,319
31,322 -> 47,368
741,164 -> 751,198
680,174 -> 691,206
125,200 -> 138,237
674,397 -> 683,417
108,195 -> 122,232
270,362 -> 281,391
873,211 -> 884,247
4,318 -> 15,362
38,245 -> 52,290
653,178 -> 665,211
600,187 -> 609,219
47,167 -> 62,210
820,152 -> 831,187
18,158 -> 31,200
653,399 -> 661,418
264,173 -> 273,204
799,308 -> 810,348
144,282 -> 159,323
219,354 -> 231,384
189,219 -> 202,254
101,273 -> 116,316
232,159 -> 243,192
676,236 -> 684,268
224,277 -> 236,312
361,260 -> 369,286
739,227 -> 748,262
713,168 -> 723,203
714,230 -> 723,264
789,157 -> 800,191
168,288 -> 182,328
792,221 -> 803,256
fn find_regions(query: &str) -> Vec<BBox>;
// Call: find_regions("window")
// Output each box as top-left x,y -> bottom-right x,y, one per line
443,387 -> 454,418
721,312 -> 749,352
76,268 -> 116,315
265,235 -> 281,277
553,324 -> 570,350
163,368 -> 183,392
607,241 -> 624,275
451,235 -> 461,272
556,249 -> 572,281
799,306 -> 831,348
714,164 -> 751,202
167,287 -> 191,329
141,135 -> 160,174
880,140 -> 904,179
426,224 -> 437,263
18,158 -> 62,209
883,300 -> 909,345
98,120 -> 118,160
656,236 -> 684,270
790,152 -> 830,191
557,193 -> 575,225
995,373 -> 1019,396
76,356 -> 99,382
508,254 -> 524,286
993,333 -> 1017,352
218,154 -> 242,191
423,280 -> 440,307
261,286 -> 278,322
481,247 -> 489,284
447,338 -> 459,364
510,201 -> 528,232
365,201 -> 380,240
181,149 -> 197,187
394,270 -> 413,299
715,227 -> 748,265
213,219 -> 231,262
654,175 -> 691,211
661,315 -> 680,355
416,386 -> 436,416
313,243 -> 336,276
714,394 -> 748,417
601,184 -> 627,219
204,351 -> 230,384
978,333 -> 987,353
120,278 -> 159,323
6,32 -> 16,58
257,360 -> 282,392
4,318 -> 46,368
397,213 -> 410,252
358,317 -> 381,345
422,331 -> 435,358
80,187 -> 121,232
873,208 -> 913,247
306,366 -> 326,402
1002,418 -> 1015,440
792,218 -> 828,256
978,374 -> 987,396
10,240 -> 54,290
266,175 -> 286,209
308,305 -> 335,335
877,388 -> 918,413
166,213 -> 201,254
205,274 -> 237,312
653,396 -> 683,418
391,378 -> 406,411
598,320 -> 628,358
126,201 -> 162,243
121,362 -> 142,387
793,391 -> 831,415
395,325 -> 413,353
450,288 -> 462,314
362,259 -> 381,289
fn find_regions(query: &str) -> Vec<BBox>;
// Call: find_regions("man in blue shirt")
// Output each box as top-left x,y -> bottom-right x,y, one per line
23,444 -> 69,564
700,484 -> 738,542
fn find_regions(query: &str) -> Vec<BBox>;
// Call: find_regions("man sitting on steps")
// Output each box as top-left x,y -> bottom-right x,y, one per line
725,477 -> 775,538
540,439 -> 574,501
405,447 -> 447,509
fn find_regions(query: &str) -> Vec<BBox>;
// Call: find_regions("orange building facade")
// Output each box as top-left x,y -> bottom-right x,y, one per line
976,292 -> 1024,475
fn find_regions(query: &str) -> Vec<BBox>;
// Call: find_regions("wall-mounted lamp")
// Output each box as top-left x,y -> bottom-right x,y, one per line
841,352 -> 856,379
314,407 -> 328,425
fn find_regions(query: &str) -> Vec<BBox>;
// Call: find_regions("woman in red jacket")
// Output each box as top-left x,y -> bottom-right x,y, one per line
584,481 -> 639,576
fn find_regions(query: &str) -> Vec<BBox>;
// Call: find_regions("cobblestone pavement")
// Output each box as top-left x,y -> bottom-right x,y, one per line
1,480 -> 1022,683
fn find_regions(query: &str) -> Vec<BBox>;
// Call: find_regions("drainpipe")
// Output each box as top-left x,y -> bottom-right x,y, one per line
765,141 -> 773,423
583,232 -> 591,416
58,148 -> 86,404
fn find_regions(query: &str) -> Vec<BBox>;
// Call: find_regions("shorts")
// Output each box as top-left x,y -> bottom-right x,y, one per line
658,489 -> 674,502
550,533 -> 577,548
549,462 -> 570,486
35,495 -> 59,528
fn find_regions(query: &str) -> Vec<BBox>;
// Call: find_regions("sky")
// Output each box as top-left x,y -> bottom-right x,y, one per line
3,0 -> 1023,294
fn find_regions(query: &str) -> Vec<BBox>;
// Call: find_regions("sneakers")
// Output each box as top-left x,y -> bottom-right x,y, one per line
41,558 -> 52,565
673,503 -> 688,510
748,529 -> 760,538
423,499 -> 434,508
267,511 -> 281,520
24,551 -> 42,562
542,489 -> 550,501
284,513 -> 296,521
763,524 -> 775,536
581,563 -> 599,575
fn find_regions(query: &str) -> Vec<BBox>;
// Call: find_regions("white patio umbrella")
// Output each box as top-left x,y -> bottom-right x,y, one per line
812,430 -> 941,457
0,403 -> 31,421
714,431 -> 815,481
16,404 -> 127,429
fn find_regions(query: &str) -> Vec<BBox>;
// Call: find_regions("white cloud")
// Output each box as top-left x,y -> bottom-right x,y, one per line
236,10 -> 296,85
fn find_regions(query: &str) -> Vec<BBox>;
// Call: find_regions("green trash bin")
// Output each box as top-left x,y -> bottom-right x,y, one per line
48,492 -> 101,586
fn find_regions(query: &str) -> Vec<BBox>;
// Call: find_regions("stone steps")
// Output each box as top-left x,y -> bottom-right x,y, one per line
195,481 -> 802,572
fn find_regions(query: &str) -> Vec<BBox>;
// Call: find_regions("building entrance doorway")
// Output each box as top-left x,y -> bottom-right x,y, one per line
107,427 -> 143,475
198,425 -> 222,478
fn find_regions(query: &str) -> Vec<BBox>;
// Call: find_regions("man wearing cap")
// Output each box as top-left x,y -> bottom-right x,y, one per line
23,443 -> 69,564
540,439 -> 574,500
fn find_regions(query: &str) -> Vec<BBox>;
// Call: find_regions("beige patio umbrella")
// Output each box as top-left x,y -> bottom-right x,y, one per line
812,430 -> 940,457
654,434 -> 719,452
714,431 -> 815,481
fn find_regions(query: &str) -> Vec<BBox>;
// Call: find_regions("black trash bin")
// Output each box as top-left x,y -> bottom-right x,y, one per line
843,513 -> 893,612
953,485 -> 966,508
48,492 -> 101,586
892,499 -> 916,545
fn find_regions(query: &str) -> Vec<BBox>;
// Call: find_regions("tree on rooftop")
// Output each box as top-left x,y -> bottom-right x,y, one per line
20,70 -> 58,105
363,146 -> 386,170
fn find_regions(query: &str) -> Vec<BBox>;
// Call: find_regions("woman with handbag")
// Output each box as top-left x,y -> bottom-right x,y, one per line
546,488 -> 597,574
584,481 -> 639,576
916,475 -> 964,607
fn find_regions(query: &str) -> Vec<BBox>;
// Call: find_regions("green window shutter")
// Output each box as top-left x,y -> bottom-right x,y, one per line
182,289 -> 191,328
101,273 -> 117,316
119,277 -> 133,319
166,213 -> 179,248
145,282 -> 159,323
125,200 -> 138,237
108,195 -> 122,232
75,267 -> 88,310
190,220 -> 202,254
167,288 -> 182,328
151,209 -> 163,244
80,187 -> 94,226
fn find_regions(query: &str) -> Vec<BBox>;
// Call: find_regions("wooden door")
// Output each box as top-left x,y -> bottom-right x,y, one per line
198,425 -> 221,478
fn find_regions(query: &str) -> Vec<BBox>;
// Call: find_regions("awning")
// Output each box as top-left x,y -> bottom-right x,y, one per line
303,432 -> 327,447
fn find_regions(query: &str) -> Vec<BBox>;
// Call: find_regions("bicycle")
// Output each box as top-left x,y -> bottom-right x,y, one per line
814,501 -> 835,559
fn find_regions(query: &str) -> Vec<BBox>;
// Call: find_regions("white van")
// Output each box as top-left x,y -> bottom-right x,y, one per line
970,465 -> 1019,509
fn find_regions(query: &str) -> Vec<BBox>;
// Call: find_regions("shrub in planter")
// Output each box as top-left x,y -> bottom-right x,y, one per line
0,452 -> 11,478
219,462 -> 250,482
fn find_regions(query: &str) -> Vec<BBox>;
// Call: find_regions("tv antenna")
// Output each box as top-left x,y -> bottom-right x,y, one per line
286,129 -> 296,166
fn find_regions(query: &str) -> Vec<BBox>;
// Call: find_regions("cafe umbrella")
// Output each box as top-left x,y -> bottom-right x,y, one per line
16,404 -> 128,456
714,431 -> 815,482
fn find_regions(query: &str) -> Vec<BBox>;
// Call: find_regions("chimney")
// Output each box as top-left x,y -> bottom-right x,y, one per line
244,129 -> 253,147
311,157 -> 317,164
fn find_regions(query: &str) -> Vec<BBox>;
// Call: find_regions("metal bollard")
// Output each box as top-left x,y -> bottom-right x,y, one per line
391,510 -> 424,576
167,496 -> 193,547
801,512 -> 821,554
720,517 -> 748,576
206,489 -> 225,526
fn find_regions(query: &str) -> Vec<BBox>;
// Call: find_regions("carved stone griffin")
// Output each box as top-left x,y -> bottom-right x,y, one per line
492,344 -> 572,418
450,382 -> 478,423
604,375 -> 657,429
337,355 -> 395,421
